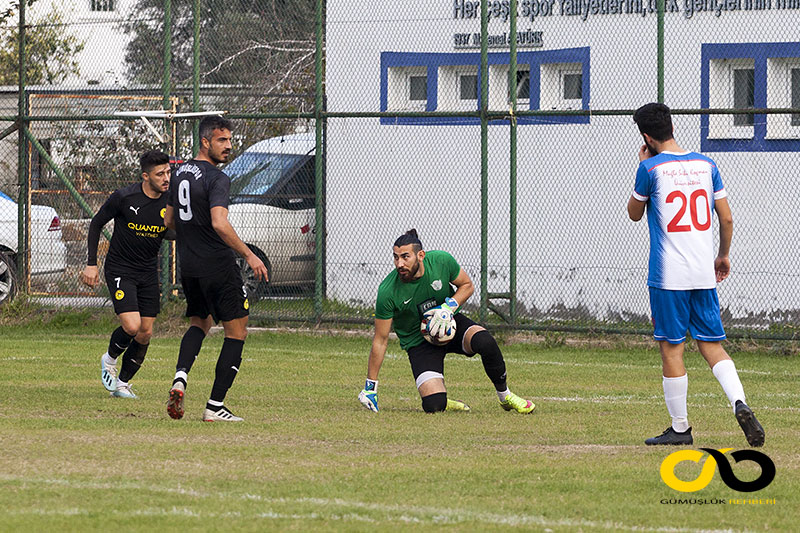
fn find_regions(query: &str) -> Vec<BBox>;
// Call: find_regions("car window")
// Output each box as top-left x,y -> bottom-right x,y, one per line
227,153 -> 308,197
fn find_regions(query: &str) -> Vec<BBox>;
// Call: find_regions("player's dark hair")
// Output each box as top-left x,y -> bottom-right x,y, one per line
394,229 -> 422,252
199,115 -> 233,140
633,103 -> 674,142
139,150 -> 170,174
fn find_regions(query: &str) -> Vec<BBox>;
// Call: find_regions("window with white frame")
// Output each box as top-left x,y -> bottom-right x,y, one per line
708,58 -> 754,139
539,63 -> 582,110
793,68 -> 800,126
508,67 -> 531,104
486,64 -> 530,111
732,68 -> 755,126
387,66 -> 427,111
766,57 -> 800,138
437,65 -> 478,110
91,0 -> 115,11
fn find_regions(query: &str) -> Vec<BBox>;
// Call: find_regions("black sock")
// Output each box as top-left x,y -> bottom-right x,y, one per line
119,341 -> 148,383
175,326 -> 206,381
470,331 -> 508,391
108,326 -> 135,358
209,338 -> 245,404
206,400 -> 225,412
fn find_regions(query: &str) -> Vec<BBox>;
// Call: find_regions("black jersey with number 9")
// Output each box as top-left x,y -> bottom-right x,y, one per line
168,159 -> 236,277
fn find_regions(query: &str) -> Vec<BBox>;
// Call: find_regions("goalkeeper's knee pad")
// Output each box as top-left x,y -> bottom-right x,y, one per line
421,392 -> 447,413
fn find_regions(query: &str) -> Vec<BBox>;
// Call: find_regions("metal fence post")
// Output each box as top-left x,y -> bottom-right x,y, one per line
313,0 -> 325,323
16,0 -> 28,290
161,0 -> 173,304
192,0 -> 200,156
509,0 -> 518,325
657,0 -> 665,103
479,0 -> 489,324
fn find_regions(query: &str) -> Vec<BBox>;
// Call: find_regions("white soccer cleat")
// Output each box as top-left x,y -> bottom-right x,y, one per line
202,406 -> 243,422
111,382 -> 137,399
101,352 -> 118,392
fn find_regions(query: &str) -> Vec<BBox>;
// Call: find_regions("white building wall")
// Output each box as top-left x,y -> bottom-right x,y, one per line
326,0 -> 800,321
1,0 -> 133,86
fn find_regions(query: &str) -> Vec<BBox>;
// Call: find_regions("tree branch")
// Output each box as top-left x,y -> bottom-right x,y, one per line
202,40 -> 317,79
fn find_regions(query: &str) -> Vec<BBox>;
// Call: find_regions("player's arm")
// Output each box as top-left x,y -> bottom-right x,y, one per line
164,205 -> 175,231
449,268 -> 474,307
81,194 -> 117,288
426,266 -> 473,337
359,317 -> 392,412
714,197 -> 733,282
210,206 -> 268,281
629,162 -> 650,221
627,196 -> 646,221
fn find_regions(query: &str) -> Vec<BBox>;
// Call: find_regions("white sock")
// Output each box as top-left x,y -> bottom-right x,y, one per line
207,399 -> 224,409
116,379 -> 128,388
172,370 -> 188,391
663,375 -> 689,432
102,352 -> 116,363
497,388 -> 510,402
711,359 -> 746,412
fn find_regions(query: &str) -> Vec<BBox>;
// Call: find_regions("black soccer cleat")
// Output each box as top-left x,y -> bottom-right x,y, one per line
735,400 -> 765,447
645,426 -> 693,446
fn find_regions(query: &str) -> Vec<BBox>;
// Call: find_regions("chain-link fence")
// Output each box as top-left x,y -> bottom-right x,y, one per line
2,0 -> 798,338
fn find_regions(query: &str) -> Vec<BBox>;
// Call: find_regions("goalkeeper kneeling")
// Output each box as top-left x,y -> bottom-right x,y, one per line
358,229 -> 536,414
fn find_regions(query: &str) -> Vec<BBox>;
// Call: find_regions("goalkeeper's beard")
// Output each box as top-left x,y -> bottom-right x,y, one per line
397,260 -> 420,282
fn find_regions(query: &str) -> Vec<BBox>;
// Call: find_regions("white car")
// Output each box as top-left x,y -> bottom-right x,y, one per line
0,191 -> 68,305
225,132 -> 317,299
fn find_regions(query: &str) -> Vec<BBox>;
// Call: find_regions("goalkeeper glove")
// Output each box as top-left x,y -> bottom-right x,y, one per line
427,297 -> 458,337
358,378 -> 379,412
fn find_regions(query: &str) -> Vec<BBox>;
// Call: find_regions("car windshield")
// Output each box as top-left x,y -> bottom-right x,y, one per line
226,152 -> 309,197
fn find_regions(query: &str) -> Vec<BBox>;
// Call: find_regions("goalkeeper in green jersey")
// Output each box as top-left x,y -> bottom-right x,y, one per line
358,229 -> 536,414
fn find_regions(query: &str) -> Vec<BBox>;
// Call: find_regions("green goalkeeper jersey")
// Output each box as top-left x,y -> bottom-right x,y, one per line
375,250 -> 461,350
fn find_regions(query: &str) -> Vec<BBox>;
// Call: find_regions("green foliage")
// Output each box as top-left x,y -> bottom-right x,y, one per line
0,292 -> 41,324
0,5 -> 85,85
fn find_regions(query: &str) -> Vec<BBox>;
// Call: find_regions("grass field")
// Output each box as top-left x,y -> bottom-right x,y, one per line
0,317 -> 798,532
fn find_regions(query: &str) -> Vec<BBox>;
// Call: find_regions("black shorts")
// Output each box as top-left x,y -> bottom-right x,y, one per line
181,266 -> 249,323
406,313 -> 482,388
104,269 -> 160,317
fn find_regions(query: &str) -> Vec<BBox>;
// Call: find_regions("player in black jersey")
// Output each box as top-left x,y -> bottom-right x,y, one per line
81,150 -> 172,399
164,115 -> 267,422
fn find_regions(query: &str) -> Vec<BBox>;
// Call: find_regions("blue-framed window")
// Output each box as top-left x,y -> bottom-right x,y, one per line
379,47 -> 590,126
701,42 -> 800,152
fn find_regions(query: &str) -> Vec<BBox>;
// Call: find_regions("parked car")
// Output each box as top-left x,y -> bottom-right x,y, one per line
225,132 -> 318,299
0,191 -> 68,305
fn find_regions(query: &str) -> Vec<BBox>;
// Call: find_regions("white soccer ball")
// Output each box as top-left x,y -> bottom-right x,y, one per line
420,308 -> 457,346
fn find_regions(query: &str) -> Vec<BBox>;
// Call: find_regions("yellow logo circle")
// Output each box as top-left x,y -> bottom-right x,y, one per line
160,208 -> 166,218
660,448 -> 732,492
115,290 -> 125,301
243,298 -> 249,310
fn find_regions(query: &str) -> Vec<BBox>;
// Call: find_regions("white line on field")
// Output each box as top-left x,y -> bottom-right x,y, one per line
0,476 -> 746,532
538,395 -> 800,412
506,358 -> 787,377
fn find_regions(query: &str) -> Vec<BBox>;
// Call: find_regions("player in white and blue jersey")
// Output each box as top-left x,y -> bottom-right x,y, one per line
628,103 -> 764,447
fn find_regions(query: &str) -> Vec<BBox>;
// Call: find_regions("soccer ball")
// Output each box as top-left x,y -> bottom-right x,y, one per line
420,309 -> 457,346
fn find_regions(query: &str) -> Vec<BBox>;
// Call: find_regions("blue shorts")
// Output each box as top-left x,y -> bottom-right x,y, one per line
648,287 -> 726,344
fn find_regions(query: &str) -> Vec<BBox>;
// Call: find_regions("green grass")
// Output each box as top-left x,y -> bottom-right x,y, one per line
0,325 -> 798,532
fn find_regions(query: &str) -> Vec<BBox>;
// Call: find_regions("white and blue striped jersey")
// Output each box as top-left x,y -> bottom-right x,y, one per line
633,151 -> 726,290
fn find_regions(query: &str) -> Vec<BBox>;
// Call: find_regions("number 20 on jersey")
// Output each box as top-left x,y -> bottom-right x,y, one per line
666,189 -> 710,233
